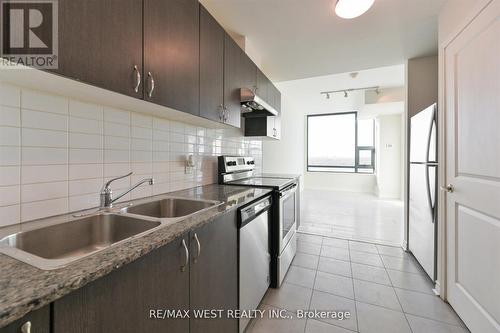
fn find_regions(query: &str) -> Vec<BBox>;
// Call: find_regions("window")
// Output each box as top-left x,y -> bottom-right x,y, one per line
307,112 -> 375,173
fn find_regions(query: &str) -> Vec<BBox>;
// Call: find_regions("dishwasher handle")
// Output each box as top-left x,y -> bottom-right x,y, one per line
239,196 -> 272,228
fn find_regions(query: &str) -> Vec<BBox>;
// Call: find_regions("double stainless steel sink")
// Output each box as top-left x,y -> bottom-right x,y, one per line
0,197 -> 221,270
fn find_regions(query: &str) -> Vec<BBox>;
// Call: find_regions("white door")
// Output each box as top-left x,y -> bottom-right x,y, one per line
445,1 -> 500,332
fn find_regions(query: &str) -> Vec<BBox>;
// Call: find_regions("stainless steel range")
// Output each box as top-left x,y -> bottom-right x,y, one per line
218,156 -> 298,287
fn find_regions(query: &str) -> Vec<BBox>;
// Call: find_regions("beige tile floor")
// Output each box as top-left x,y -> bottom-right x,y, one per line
246,233 -> 469,333
299,190 -> 404,245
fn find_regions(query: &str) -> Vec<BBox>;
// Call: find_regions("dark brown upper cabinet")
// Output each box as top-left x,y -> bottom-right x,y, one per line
144,0 -> 200,115
199,5 -> 225,124
53,0 -> 143,98
223,33 -> 245,128
268,83 -> 281,113
189,210 -> 238,333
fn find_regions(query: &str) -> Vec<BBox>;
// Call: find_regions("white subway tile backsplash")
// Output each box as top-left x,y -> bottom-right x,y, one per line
131,138 -> 152,151
69,133 -> 103,149
104,122 -> 130,137
103,107 -> 130,125
131,126 -> 152,140
0,106 -> 21,127
104,136 -> 129,151
22,147 -> 67,165
104,163 -> 131,178
21,181 -> 68,203
69,163 -> 103,180
69,178 -> 102,196
69,117 -> 103,135
0,83 -> 20,107
0,83 -> 262,226
0,185 -> 20,206
21,197 -> 68,222
21,90 -> 68,115
22,165 -> 68,184
153,151 -> 170,162
0,126 -> 20,146
152,118 -> 169,131
131,113 -> 152,128
104,149 -> 129,164
22,128 -> 67,148
69,193 -> 100,212
131,150 -> 152,163
0,147 -> 21,166
0,205 -> 20,226
153,129 -> 170,142
0,166 -> 20,186
131,162 -> 153,175
69,100 -> 103,120
22,109 -> 68,131
69,148 -> 103,164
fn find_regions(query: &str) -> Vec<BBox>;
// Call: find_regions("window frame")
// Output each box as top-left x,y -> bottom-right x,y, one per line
306,112 -> 375,174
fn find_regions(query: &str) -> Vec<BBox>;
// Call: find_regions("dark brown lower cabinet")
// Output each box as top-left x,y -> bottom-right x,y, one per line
49,211 -> 238,333
189,210 -> 238,333
0,306 -> 49,333
53,235 -> 190,333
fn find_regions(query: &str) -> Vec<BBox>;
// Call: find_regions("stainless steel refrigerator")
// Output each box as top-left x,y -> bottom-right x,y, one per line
409,103 -> 437,280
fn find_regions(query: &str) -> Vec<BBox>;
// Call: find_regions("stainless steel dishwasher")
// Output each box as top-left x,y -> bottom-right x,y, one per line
238,195 -> 272,333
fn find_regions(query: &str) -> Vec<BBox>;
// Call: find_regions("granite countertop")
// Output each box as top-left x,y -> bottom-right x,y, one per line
0,184 -> 272,327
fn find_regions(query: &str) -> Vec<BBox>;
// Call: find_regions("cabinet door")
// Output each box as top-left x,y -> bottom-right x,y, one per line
53,235 -> 190,333
144,0 -> 199,115
54,0 -> 143,98
0,306 -> 49,333
190,211 -> 238,333
240,50 -> 257,93
223,34 -> 242,128
256,69 -> 270,103
200,5 -> 224,123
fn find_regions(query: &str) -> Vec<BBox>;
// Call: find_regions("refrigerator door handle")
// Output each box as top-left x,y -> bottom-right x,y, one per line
426,165 -> 436,224
425,107 -> 437,163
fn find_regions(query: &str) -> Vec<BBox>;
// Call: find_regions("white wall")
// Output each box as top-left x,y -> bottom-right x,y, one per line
263,65 -> 405,193
375,114 -> 403,199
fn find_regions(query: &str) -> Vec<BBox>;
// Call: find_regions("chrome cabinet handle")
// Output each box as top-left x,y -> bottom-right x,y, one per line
147,72 -> 155,98
223,106 -> 228,123
133,65 -> 141,93
181,239 -> 189,272
273,128 -> 277,137
440,184 -> 454,193
193,233 -> 201,263
21,321 -> 31,333
219,104 -> 224,122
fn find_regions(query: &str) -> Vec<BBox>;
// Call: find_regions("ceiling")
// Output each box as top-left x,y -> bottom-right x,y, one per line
200,0 -> 445,82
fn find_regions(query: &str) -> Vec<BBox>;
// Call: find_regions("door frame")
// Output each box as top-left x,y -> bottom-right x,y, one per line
436,0 -> 494,300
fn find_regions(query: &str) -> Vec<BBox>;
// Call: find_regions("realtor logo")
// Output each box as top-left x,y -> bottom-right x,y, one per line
1,0 -> 58,68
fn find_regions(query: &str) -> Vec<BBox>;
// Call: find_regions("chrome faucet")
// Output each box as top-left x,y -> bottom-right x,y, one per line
100,172 -> 154,209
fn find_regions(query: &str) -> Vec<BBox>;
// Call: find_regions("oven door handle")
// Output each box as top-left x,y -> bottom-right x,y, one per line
279,183 -> 297,198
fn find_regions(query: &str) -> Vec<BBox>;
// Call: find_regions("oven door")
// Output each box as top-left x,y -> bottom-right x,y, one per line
279,183 -> 297,252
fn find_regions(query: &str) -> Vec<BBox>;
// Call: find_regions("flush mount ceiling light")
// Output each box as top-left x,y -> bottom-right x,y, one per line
335,0 -> 375,19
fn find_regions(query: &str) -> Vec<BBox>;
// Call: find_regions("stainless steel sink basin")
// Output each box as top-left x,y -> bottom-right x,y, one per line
0,214 -> 161,269
122,198 -> 218,218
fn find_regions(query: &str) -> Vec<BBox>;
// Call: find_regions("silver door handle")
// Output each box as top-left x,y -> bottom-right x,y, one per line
193,233 -> 201,263
181,239 -> 189,272
147,72 -> 155,98
440,184 -> 454,193
219,104 -> 224,122
21,321 -> 31,333
133,65 -> 141,93
223,106 -> 228,123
